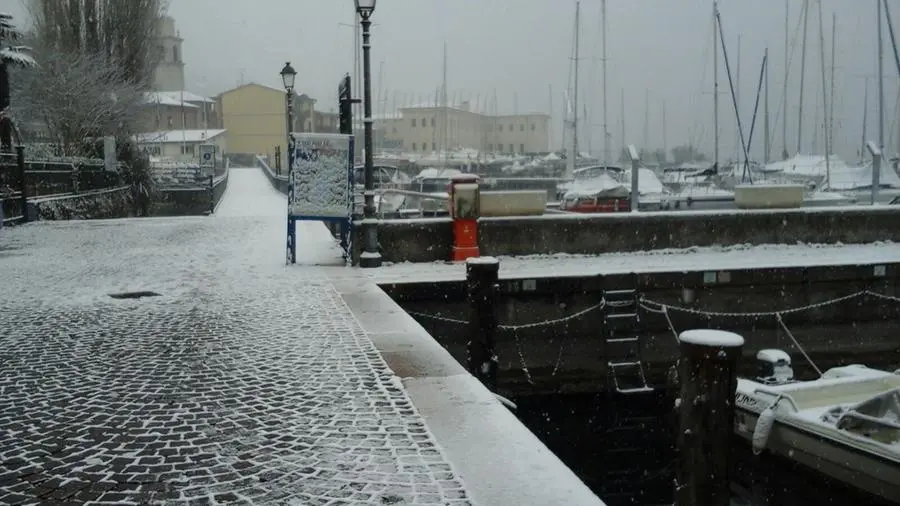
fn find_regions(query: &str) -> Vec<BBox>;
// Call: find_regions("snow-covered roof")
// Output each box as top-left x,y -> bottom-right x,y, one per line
136,129 -> 227,144
144,92 -> 199,108
156,91 -> 215,103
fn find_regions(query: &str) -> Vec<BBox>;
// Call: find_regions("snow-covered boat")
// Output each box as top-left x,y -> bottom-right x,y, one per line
734,350 -> 900,503
559,165 -> 667,212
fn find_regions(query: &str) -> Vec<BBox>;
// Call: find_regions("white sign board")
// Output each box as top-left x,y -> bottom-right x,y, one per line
103,136 -> 117,172
199,144 -> 216,169
288,133 -> 353,219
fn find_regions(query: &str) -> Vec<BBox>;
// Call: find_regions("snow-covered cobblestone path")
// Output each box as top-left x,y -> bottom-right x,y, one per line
0,169 -> 471,505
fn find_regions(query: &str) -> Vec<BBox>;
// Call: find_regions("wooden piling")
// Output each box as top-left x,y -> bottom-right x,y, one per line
674,329 -> 745,506
466,256 -> 499,391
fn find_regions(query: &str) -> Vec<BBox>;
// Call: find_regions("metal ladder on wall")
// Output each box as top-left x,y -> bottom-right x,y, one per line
600,287 -> 659,503
603,288 -> 652,394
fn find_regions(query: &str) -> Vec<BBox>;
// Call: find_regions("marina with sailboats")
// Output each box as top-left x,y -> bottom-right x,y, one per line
327,1 -> 900,504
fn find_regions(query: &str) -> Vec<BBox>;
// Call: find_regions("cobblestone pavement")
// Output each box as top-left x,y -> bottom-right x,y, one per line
0,169 -> 472,505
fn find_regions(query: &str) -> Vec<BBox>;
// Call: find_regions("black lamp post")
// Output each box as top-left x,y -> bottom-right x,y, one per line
280,61 -> 297,173
355,0 -> 382,268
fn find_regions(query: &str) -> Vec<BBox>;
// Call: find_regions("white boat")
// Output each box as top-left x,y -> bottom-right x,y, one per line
734,350 -> 900,503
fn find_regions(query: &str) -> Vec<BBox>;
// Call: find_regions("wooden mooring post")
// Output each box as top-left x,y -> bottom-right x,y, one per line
466,256 -> 499,391
674,329 -> 745,506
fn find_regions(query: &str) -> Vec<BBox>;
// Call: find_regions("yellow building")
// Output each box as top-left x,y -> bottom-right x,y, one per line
216,83 -> 338,168
373,102 -> 551,155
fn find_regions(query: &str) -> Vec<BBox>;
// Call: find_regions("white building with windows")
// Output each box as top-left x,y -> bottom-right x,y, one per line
370,101 -> 551,155
136,129 -> 227,163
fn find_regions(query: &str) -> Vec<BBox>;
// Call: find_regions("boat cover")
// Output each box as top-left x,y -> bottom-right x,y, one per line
823,388 -> 900,444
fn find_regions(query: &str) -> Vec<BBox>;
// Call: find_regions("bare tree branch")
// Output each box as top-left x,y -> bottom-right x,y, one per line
12,49 -> 146,156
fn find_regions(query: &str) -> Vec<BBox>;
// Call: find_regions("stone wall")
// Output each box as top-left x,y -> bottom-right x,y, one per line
28,186 -> 133,221
359,206 -> 900,264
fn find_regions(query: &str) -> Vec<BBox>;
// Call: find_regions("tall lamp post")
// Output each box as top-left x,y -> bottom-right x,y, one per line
280,61 -> 297,175
356,0 -> 382,268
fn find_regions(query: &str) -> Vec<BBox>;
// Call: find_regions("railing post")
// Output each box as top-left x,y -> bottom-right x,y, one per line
208,174 -> 214,214
15,145 -> 26,223
466,256 -> 500,392
674,329 -> 745,506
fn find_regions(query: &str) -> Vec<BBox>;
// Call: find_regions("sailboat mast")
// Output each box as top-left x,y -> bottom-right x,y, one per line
643,89 -> 649,151
573,1 -> 581,162
442,42 -> 448,163
782,0 -> 789,157
764,47 -> 770,163
875,0 -> 884,202
663,99 -> 668,162
829,13 -> 837,157
713,0 -> 720,169
602,0 -> 609,167
862,77 -> 869,164
797,0 -> 810,154
620,88 -> 626,159
817,0 -> 830,184
735,34 -> 741,162
549,84 -> 554,151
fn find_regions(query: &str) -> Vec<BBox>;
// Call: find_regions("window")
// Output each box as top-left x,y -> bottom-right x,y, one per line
173,46 -> 179,63
432,143 -> 436,151
412,118 -> 417,127
431,117 -> 435,127
412,142 -> 417,151
487,144 -> 492,151
509,124 -> 513,132
392,127 -> 397,134
509,144 -> 514,153
520,124 -> 524,132
531,123 -> 535,131
499,124 -> 503,132
520,144 -> 525,153
181,144 -> 194,155
167,116 -> 173,128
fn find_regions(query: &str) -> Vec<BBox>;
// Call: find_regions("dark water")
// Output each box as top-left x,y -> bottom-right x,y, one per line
512,391 -> 896,506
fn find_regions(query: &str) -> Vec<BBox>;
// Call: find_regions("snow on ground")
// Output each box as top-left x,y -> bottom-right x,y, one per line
0,169 -> 472,505
217,167 -> 346,266
369,241 -> 900,284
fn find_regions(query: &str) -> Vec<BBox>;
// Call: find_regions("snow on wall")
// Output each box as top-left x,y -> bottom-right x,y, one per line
30,186 -> 133,221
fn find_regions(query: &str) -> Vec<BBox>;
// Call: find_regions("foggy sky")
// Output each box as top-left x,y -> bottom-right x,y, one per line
6,0 -> 898,162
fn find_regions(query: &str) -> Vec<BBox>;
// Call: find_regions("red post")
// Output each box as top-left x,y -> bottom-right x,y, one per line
449,174 -> 480,262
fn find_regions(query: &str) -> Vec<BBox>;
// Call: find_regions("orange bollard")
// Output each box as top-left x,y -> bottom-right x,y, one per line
452,217 -> 479,261
449,174 -> 481,262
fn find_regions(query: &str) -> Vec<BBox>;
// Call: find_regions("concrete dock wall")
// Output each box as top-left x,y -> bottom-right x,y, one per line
362,206 -> 900,264
383,261 -> 900,396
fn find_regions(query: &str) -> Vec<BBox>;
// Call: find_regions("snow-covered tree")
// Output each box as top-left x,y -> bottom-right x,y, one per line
12,50 -> 145,156
29,0 -> 165,87
1,13 -> 37,152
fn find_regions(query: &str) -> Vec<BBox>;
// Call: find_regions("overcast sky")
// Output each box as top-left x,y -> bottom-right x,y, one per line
6,0 -> 898,161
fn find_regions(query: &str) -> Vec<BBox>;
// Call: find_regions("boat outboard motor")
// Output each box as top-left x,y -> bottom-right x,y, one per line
755,349 -> 794,385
